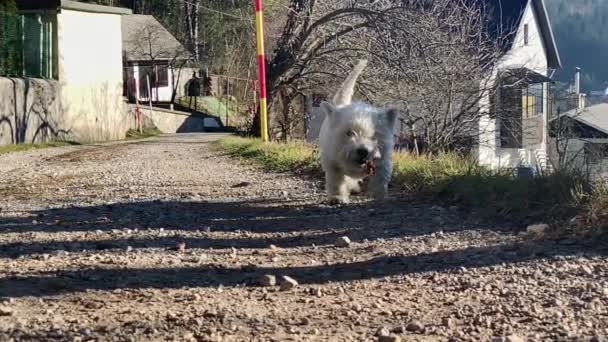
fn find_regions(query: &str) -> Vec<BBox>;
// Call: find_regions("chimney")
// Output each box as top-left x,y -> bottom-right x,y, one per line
574,67 -> 581,94
577,93 -> 587,110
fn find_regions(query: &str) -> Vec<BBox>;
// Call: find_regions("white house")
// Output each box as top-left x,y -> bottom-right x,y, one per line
121,15 -> 193,104
476,0 -> 562,172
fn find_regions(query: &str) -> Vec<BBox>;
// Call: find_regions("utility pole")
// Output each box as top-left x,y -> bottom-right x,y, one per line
254,0 -> 269,142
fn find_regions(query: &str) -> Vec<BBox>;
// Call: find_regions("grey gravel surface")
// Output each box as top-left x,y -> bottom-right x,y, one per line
0,133 -> 607,342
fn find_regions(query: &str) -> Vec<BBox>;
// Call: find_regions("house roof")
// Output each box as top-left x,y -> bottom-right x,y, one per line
559,103 -> 608,135
18,0 -> 132,15
477,0 -> 561,69
121,15 -> 191,62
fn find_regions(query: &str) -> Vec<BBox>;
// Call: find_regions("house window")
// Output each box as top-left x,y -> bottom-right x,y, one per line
523,24 -> 529,45
522,83 -> 544,118
498,87 -> 523,149
154,65 -> 169,88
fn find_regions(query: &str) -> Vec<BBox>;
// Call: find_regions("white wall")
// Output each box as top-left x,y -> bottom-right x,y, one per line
57,9 -> 130,142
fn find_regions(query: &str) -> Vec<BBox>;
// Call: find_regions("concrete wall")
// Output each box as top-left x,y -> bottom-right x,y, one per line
134,105 -> 220,133
477,2 -> 551,170
57,9 -> 130,142
0,78 -> 67,145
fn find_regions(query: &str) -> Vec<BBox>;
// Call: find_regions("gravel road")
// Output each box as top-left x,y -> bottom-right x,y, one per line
0,133 -> 607,342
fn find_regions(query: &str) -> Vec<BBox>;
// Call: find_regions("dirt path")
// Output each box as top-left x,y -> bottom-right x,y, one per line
0,133 -> 607,342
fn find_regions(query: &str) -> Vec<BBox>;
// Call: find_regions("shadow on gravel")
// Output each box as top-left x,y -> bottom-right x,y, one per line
1,239 -> 606,298
0,198 -> 476,258
0,197 -> 471,235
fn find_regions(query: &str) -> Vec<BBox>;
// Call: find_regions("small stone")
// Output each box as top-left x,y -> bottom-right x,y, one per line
335,236 -> 352,248
281,191 -> 289,198
258,275 -> 276,287
269,244 -> 278,250
406,320 -> 425,333
79,328 -> 93,336
183,332 -> 196,341
0,307 -> 13,316
582,265 -> 594,276
125,246 -> 133,253
378,335 -> 401,342
176,242 -> 186,253
442,317 -> 454,328
505,335 -> 525,342
376,326 -> 391,337
279,276 -> 299,291
526,223 -> 549,235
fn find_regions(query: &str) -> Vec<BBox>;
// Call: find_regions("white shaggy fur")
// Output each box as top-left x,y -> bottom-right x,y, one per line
319,60 -> 398,204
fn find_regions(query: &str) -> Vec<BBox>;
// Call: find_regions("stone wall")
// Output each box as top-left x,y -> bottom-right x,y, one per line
0,77 -> 67,145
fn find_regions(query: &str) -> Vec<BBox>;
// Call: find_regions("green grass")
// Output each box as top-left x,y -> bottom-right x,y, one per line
178,96 -> 244,119
0,141 -> 80,155
0,128 -> 161,156
126,127 -> 163,140
216,136 -> 321,175
215,136 -> 594,225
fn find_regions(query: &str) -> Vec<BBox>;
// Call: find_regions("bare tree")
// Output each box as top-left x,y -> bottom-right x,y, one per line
184,0 -> 200,62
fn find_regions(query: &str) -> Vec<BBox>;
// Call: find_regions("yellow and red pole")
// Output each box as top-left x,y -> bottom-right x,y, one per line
254,0 -> 269,142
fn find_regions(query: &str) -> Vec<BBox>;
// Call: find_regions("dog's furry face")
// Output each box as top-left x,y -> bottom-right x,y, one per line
321,101 -> 397,177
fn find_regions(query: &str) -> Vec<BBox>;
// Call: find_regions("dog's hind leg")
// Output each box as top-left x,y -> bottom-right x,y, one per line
325,167 -> 350,204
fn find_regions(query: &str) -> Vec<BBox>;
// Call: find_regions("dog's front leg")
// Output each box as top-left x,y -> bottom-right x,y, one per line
325,167 -> 350,204
368,157 -> 392,200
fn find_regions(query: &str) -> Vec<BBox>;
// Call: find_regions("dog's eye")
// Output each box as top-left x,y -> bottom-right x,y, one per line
346,130 -> 355,137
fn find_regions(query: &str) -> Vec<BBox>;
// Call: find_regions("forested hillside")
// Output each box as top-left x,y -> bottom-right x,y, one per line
546,0 -> 608,91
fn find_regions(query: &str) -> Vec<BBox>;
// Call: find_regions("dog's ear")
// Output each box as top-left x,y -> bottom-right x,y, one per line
320,101 -> 336,118
384,108 -> 399,126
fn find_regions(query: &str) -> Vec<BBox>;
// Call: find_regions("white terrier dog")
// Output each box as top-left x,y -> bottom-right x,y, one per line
318,60 -> 398,204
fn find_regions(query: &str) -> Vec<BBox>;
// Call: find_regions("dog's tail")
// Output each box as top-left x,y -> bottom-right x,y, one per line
332,59 -> 368,107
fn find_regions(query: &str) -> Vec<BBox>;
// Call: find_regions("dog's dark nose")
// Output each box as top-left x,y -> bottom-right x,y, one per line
356,147 -> 370,162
